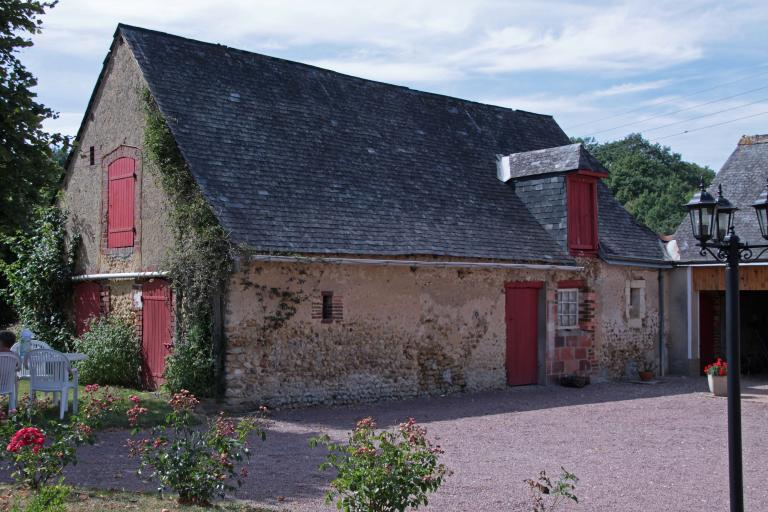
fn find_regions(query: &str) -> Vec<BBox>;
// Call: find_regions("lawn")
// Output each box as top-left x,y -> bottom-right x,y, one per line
7,381 -> 173,429
0,485 -> 274,511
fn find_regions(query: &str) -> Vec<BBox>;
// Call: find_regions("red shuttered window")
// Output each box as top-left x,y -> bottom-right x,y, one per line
567,174 -> 599,255
107,157 -> 136,248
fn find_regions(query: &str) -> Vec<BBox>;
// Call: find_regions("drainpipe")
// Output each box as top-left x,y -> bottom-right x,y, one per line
658,269 -> 665,376
72,271 -> 168,281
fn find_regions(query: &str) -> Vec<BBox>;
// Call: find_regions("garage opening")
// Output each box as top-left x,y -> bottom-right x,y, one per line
699,291 -> 768,375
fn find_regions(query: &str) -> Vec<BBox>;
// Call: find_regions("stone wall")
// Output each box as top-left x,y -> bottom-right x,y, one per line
222,259 -> 652,408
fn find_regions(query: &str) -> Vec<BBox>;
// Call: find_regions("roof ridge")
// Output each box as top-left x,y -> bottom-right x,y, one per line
116,23 -> 555,119
738,134 -> 768,145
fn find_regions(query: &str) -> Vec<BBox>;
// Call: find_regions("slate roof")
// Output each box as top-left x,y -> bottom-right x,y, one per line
507,143 -> 609,179
110,24 -> 664,265
673,135 -> 768,262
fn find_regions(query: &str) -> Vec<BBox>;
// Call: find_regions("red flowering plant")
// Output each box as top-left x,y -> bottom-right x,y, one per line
0,384 -> 118,489
310,417 -> 449,512
127,390 -> 267,506
704,358 -> 728,376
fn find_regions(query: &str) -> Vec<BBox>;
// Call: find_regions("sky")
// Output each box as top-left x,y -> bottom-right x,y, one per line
21,0 -> 768,171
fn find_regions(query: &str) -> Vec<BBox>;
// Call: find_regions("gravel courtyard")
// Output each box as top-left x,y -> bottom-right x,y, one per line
65,377 -> 768,511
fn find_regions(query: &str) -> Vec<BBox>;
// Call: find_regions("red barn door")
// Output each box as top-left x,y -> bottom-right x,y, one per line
142,280 -> 173,388
505,282 -> 542,386
74,282 -> 101,336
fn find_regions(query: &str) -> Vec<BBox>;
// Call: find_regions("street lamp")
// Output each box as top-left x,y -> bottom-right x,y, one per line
685,179 -> 768,512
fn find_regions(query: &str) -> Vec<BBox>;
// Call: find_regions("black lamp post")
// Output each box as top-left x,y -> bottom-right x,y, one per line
685,179 -> 768,512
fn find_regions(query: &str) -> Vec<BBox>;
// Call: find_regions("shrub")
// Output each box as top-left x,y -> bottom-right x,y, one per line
12,484 -> 71,512
75,316 -> 141,388
128,390 -> 266,506
524,468 -> 579,512
164,324 -> 215,396
311,417 -> 449,512
0,385 -> 118,489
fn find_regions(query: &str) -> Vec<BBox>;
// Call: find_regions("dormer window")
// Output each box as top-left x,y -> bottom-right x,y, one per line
567,173 -> 599,256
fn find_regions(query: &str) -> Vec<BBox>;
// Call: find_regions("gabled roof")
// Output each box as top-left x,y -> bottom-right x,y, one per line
674,135 -> 768,262
506,143 -> 609,179
118,24 -> 575,264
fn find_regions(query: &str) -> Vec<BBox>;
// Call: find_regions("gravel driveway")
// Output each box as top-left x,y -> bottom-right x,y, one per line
58,377 -> 768,511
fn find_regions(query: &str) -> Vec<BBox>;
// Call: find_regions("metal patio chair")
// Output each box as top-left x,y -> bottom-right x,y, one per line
0,353 -> 21,413
24,349 -> 78,419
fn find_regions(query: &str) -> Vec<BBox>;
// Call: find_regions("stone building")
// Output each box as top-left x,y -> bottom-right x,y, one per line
667,135 -> 768,376
62,24 -> 669,407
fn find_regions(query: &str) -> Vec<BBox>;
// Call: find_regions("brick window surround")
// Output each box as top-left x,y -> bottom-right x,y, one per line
550,279 -> 597,380
100,145 -> 142,257
312,292 -> 343,322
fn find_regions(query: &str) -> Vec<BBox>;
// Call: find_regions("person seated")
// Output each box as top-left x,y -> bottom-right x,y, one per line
0,330 -> 15,352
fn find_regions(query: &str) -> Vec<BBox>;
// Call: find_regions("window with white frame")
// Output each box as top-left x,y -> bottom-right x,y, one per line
626,280 -> 646,328
557,288 -> 579,329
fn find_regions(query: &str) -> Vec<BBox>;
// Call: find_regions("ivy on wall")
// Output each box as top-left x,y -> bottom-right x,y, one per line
0,207 -> 77,350
142,89 -> 233,396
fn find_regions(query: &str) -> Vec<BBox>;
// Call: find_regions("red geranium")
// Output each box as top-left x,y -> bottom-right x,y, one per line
6,427 -> 45,454
704,358 -> 727,376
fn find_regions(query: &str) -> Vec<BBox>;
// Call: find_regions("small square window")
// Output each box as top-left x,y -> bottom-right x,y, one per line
557,289 -> 579,329
322,292 -> 333,322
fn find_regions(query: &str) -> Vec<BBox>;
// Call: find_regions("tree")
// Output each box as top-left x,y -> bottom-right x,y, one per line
573,134 -> 715,235
0,1 -> 64,325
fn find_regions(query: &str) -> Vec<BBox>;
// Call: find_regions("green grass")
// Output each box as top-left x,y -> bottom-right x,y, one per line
0,484 -> 275,511
9,381 -> 173,430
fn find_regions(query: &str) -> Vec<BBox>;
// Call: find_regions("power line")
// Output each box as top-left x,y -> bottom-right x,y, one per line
649,110 -> 768,143
641,96 -> 768,134
585,84 -> 768,137
565,63 -> 768,130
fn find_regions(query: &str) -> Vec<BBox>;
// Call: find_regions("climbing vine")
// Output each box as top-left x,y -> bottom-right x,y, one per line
0,207 -> 77,350
142,89 -> 233,395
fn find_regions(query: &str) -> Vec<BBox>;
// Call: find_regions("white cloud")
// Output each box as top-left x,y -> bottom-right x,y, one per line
591,80 -> 674,98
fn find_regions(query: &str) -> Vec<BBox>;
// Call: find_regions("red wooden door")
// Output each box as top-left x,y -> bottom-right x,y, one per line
505,282 -> 542,386
142,280 -> 173,388
74,282 -> 101,336
699,292 -> 716,375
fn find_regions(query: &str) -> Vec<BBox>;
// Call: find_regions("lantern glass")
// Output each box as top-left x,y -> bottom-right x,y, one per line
714,209 -> 733,241
756,205 -> 768,240
688,203 -> 715,242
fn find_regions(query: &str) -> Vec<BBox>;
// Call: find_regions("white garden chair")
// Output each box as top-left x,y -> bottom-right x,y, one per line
0,353 -> 21,413
11,340 -> 51,379
24,349 -> 79,419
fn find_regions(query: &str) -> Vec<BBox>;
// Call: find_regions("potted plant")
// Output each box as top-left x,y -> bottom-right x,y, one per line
704,358 -> 728,396
638,359 -> 655,381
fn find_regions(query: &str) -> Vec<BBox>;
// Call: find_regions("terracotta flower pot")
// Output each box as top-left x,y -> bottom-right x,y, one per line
708,374 -> 727,396
638,371 -> 654,382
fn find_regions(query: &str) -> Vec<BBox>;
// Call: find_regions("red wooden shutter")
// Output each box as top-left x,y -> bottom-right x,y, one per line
107,157 -> 135,248
142,280 -> 173,388
567,174 -> 598,254
74,282 -> 102,336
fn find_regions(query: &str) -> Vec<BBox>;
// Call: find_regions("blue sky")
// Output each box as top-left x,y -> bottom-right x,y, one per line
22,0 -> 768,171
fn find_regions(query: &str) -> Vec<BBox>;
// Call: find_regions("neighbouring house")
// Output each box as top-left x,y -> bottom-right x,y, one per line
667,135 -> 768,376
62,24 -> 669,407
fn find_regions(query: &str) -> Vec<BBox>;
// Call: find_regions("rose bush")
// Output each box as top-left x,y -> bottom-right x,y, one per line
128,390 -> 267,506
0,385 -> 117,489
311,417 -> 449,512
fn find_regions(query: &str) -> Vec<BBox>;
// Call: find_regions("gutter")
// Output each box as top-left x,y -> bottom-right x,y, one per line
72,271 -> 168,282
244,255 -> 583,271
601,256 -> 673,269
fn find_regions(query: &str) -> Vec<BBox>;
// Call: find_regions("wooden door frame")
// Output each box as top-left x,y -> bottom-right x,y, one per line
504,281 -> 546,386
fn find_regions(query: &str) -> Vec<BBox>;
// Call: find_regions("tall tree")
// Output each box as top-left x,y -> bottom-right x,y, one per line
1,0 -> 64,236
574,134 -> 715,235
0,1 -> 64,326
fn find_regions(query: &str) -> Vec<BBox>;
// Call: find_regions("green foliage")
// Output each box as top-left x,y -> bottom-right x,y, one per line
0,386 -> 119,489
12,483 -> 71,512
311,417 -> 448,512
524,468 -> 579,512
163,324 -> 215,397
129,390 -> 266,506
0,207 -> 76,350
573,134 -> 715,235
74,316 -> 141,387
142,89 -> 232,395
